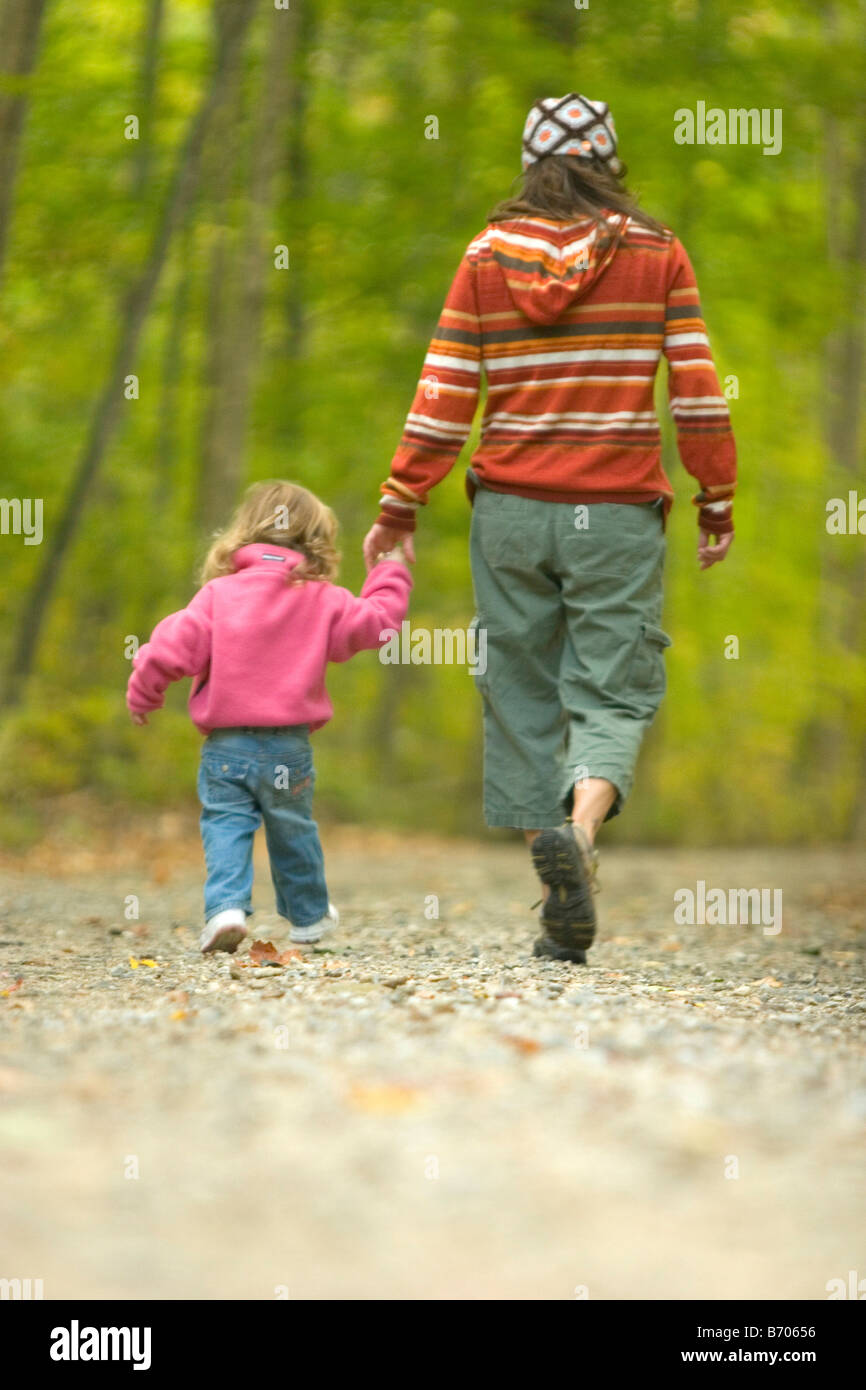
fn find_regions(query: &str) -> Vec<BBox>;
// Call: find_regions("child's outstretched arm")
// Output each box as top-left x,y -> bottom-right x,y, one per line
126,587 -> 214,723
327,555 -> 412,663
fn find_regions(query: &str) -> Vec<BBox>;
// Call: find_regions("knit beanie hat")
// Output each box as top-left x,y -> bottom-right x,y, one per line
521,94 -> 622,175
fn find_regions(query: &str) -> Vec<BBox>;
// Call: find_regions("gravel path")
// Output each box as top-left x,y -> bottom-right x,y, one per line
1,821 -> 864,1300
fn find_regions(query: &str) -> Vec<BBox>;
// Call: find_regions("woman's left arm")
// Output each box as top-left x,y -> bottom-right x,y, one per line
364,248 -> 483,567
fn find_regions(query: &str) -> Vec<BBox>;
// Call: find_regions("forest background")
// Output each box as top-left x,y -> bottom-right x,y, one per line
1,0 -> 864,846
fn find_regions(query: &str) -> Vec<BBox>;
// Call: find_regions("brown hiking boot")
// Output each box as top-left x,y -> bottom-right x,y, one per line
531,823 -> 599,961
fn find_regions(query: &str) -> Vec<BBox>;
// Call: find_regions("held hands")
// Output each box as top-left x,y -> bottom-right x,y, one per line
698,529 -> 733,570
363,523 -> 415,572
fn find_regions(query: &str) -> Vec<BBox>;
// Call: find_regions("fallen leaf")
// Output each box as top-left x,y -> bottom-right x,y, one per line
139,958 -> 158,968
501,1034 -> 542,1054
248,940 -> 301,966
0,977 -> 24,997
128,956 -> 140,969
249,940 -> 279,964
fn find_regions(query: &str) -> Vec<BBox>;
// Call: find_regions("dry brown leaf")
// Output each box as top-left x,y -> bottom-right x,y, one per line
502,1034 -> 542,1054
249,940 -> 279,964
249,940 -> 301,966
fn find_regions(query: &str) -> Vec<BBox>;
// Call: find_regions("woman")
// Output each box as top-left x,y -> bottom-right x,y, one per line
363,93 -> 736,964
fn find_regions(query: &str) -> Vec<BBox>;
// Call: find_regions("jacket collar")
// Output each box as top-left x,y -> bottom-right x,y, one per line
232,543 -> 305,572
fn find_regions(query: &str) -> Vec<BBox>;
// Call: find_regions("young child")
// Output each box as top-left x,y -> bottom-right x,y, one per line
126,480 -> 411,954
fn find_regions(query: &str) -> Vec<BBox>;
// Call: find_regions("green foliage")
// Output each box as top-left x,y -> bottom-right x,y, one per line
1,0 -> 864,846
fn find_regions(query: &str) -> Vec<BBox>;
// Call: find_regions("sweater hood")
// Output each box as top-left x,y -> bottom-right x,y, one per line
487,214 -> 627,324
231,543 -> 305,573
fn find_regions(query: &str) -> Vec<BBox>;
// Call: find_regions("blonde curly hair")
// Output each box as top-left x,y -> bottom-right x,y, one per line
200,481 -> 340,586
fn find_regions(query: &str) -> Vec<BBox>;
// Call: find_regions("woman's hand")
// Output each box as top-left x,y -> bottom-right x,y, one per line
363,523 -> 415,571
698,530 -> 733,570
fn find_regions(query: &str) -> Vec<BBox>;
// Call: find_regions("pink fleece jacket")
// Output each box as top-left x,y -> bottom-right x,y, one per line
126,544 -> 412,735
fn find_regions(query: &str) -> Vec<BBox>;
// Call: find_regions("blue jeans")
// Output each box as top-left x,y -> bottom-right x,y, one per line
197,726 -> 329,928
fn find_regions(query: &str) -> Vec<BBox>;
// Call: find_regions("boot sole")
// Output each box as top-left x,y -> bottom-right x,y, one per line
533,935 -> 587,964
531,827 -> 597,952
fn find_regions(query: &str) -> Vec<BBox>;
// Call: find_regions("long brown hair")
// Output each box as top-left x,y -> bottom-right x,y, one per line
200,480 -> 340,586
488,153 -> 668,237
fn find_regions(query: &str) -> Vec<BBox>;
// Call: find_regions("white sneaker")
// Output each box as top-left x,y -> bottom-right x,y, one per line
200,908 -> 247,954
290,903 -> 339,945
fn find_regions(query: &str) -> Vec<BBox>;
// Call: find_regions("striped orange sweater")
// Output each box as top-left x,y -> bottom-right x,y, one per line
377,214 -> 736,535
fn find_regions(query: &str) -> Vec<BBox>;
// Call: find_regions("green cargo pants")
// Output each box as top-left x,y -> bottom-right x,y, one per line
469,489 -> 671,829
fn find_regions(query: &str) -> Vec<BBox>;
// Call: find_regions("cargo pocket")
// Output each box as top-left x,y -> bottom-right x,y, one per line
632,622 -> 672,701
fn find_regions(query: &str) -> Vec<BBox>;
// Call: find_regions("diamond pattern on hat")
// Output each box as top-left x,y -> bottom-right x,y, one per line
521,92 -> 622,174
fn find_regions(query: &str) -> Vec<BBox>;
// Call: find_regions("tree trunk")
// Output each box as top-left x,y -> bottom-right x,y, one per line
1,0 -> 260,710
132,0 -> 165,197
0,0 -> 48,287
197,3 -> 297,533
284,0 -> 313,357
839,136 -> 866,836
194,6 -> 248,532
804,64 -> 866,832
155,219 -> 194,511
